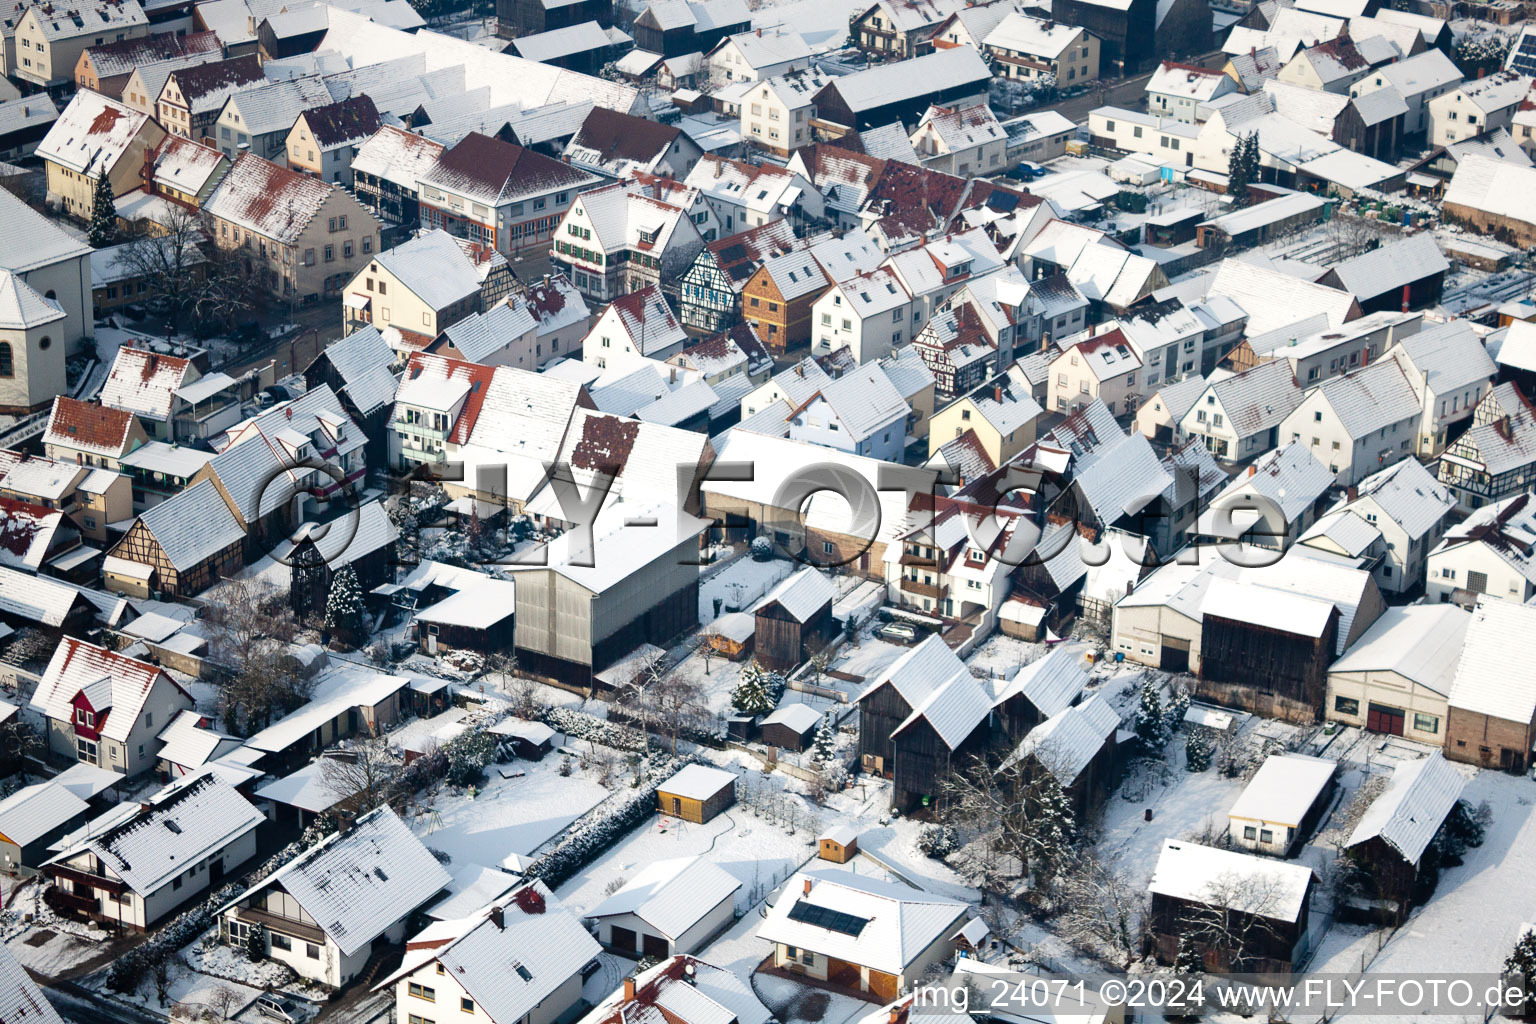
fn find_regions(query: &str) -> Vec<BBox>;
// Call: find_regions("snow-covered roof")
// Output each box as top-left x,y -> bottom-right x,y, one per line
413,579 -> 518,629
1148,839 -> 1314,922
0,188 -> 91,275
222,806 -> 450,956
758,871 -> 968,974
1016,692 -> 1119,786
880,636 -> 993,750
36,90 -> 153,177
1447,600 -> 1536,725
1149,60 -> 1234,101
1330,603 -> 1468,696
1346,753 -> 1464,864
1306,357 -> 1422,439
31,637 -> 186,744
243,667 -> 410,754
0,940 -> 65,1024
426,864 -> 522,921
1443,153 -> 1536,227
821,46 -> 988,116
991,644 -> 1090,719
205,154 -> 348,245
155,709 -> 238,770
100,346 -> 194,423
983,10 -> 1081,59
756,567 -> 836,622
376,881 -> 602,1022
581,955 -> 772,1024
761,702 -> 823,733
658,763 -> 736,801
49,774 -> 263,896
1228,753 -> 1336,827
588,854 -> 741,937
351,124 -> 445,191
0,780 -> 91,849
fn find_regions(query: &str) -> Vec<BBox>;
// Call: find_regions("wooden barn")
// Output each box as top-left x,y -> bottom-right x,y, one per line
279,501 -> 398,620
759,703 -> 822,752
753,568 -> 837,671
413,580 -> 519,656
1148,840 -> 1319,974
817,825 -> 858,863
857,636 -> 993,810
656,764 -> 737,823
1197,579 -> 1339,723
1013,694 -> 1121,820
103,480 -> 245,599
989,643 -> 1090,745
1342,753 -> 1464,925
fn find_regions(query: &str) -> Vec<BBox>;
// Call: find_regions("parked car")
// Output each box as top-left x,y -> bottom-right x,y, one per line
876,621 -> 919,643
255,994 -> 301,1023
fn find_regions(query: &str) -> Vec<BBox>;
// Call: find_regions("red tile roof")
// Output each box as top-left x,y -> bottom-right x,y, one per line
45,396 -> 137,456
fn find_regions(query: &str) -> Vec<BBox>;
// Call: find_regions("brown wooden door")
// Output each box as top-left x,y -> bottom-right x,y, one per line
643,934 -> 669,959
1367,703 -> 1405,736
611,926 -> 637,952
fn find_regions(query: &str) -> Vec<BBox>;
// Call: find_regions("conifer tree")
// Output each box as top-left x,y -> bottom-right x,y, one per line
324,565 -> 366,649
730,659 -> 775,715
88,172 -> 119,247
1135,683 -> 1168,753
810,713 -> 836,764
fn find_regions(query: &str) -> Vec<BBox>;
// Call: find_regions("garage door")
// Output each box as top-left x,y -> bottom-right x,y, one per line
643,934 -> 670,959
1160,638 -> 1190,673
611,926 -> 637,953
1367,703 -> 1405,736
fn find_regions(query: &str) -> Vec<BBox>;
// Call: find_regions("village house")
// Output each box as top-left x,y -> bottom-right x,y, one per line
679,219 -> 799,333
0,453 -> 130,546
418,132 -> 603,258
682,156 -> 822,236
158,55 -> 265,142
73,29 -> 219,96
1326,603 -> 1468,745
219,807 -> 450,988
927,365 -> 1044,467
343,229 -> 510,339
0,496 -> 83,576
1342,752 -> 1464,923
0,781 -> 93,874
350,125 -> 445,226
908,103 -> 1008,176
1279,358 -> 1422,487
212,78 -> 333,161
850,0 -> 966,58
102,478 -> 246,596
587,854 -> 741,957
1190,441 -> 1334,549
1388,319 -> 1497,457
757,871 -> 973,999
1148,839 -> 1318,972
43,773 -> 263,930
578,956 -> 771,1024
140,135 -> 231,210
1276,35 -> 1376,95
582,284 -> 689,369
1348,46 -> 1460,136
37,90 -> 167,222
1441,155 -> 1536,249
740,247 -> 829,352
1048,326 -> 1144,416
709,28 -> 811,83
29,636 -> 194,776
1443,600 -> 1536,772
11,0 -> 149,90
813,46 -> 992,133
1148,60 -> 1239,121
1300,456 -> 1454,595
42,396 -> 147,471
1436,383 -> 1536,510
1429,70 -> 1531,147
740,66 -> 829,158
1427,493 -> 1536,605
551,178 -> 706,304
204,154 -> 381,303
812,267 -> 914,365
1227,753 -> 1337,856
285,95 -> 381,186
565,108 -> 703,180
984,12 -> 1099,88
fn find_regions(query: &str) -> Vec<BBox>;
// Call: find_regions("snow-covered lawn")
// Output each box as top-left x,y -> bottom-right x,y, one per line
406,754 -> 610,870
111,957 -> 268,1017
699,556 -> 795,626
556,791 -> 817,918
1337,768 -> 1535,981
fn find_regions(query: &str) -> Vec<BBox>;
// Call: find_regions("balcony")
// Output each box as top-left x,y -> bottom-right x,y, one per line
47,887 -> 101,916
231,906 -> 327,946
899,576 -> 948,601
392,420 -> 449,441
46,863 -> 126,895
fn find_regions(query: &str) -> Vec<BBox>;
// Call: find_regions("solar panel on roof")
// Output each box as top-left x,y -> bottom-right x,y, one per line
787,898 -> 869,936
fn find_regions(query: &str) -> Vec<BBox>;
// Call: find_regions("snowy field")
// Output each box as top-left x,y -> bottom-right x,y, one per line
406,753 -> 610,869
699,555 -> 795,626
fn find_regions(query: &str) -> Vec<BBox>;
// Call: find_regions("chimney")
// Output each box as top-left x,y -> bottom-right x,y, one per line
1247,464 -> 1256,477
889,1010 -> 901,1024
756,26 -> 761,34
1088,322 -> 1096,337
994,384 -> 1002,402
624,977 -> 637,1002
803,878 -> 813,895
490,904 -> 505,930
1346,484 -> 1358,501
286,406 -> 293,418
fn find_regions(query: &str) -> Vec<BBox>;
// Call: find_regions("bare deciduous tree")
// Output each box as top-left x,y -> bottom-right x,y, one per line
693,632 -> 718,676
319,738 -> 400,821
940,741 -> 1079,895
207,986 -> 241,1022
1055,850 -> 1146,968
113,206 -> 208,334
1176,871 -> 1293,971
203,578 -> 307,735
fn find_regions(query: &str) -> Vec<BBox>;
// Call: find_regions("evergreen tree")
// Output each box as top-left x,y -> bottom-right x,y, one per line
1506,932 -> 1536,1014
1135,683 -> 1168,754
1174,933 -> 1203,975
88,172 -> 118,247
1227,133 -> 1258,209
730,659 -> 775,715
1184,727 -> 1214,772
1030,773 -> 1076,883
324,565 -> 367,649
810,713 -> 837,764
1164,684 -> 1191,734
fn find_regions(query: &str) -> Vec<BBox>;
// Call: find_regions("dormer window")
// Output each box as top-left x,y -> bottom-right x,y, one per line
76,708 -> 93,727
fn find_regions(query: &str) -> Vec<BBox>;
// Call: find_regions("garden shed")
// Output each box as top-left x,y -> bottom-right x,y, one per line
759,702 -> 822,752
753,568 -> 836,671
656,763 -> 737,823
